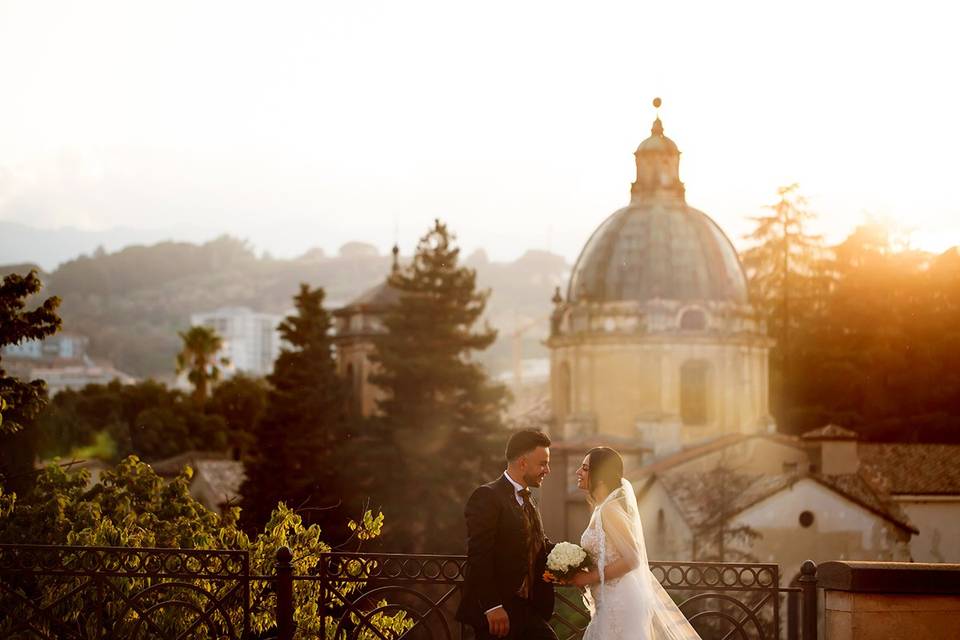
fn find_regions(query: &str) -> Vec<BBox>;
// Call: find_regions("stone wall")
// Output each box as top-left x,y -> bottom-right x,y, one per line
818,561 -> 960,639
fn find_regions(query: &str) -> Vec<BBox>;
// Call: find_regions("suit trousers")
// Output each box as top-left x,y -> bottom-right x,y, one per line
472,597 -> 558,640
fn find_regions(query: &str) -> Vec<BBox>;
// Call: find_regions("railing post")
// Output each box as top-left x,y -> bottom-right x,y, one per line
799,559 -> 817,640
276,546 -> 294,640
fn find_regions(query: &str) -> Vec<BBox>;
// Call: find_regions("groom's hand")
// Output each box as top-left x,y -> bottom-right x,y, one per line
485,606 -> 510,637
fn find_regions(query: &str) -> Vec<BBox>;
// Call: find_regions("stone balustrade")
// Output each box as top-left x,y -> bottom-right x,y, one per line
818,560 -> 960,639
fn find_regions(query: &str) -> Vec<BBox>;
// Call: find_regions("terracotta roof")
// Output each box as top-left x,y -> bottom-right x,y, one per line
655,469 -> 917,535
658,471 -> 798,529
335,279 -> 401,315
811,473 -> 917,534
628,432 -> 808,480
801,424 -> 858,440
629,434 -> 747,478
858,443 -> 960,495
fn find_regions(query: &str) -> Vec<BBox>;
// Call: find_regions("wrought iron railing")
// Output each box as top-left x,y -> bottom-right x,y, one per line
0,545 -> 818,640
0,544 -> 251,639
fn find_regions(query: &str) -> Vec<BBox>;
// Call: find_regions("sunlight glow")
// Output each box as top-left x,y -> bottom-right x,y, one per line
1,0 -> 958,261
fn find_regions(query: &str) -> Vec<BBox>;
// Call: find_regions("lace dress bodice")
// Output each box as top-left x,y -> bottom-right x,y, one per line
579,507 -> 650,640
580,517 -> 624,589
578,487 -> 702,640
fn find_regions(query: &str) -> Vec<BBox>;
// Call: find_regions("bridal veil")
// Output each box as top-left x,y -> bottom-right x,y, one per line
593,478 -> 702,640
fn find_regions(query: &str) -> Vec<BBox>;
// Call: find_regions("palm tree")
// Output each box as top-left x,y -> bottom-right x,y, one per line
176,326 -> 228,405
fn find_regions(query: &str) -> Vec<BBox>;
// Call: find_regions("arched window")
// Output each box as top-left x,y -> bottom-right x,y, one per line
680,308 -> 706,331
558,362 -> 572,419
680,360 -> 709,426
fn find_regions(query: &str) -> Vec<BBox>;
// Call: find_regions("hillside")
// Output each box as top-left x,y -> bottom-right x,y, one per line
2,236 -> 568,379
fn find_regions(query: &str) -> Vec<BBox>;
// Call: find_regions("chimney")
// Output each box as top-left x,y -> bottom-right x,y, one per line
801,424 -> 859,475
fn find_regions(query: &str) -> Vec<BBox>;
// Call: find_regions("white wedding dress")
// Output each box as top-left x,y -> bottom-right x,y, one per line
580,479 -> 701,640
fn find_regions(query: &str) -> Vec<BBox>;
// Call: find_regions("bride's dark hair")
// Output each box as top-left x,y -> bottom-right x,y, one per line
586,447 -> 624,498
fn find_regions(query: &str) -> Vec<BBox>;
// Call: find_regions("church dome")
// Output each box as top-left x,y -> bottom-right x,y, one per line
568,201 -> 748,304
567,108 -> 748,305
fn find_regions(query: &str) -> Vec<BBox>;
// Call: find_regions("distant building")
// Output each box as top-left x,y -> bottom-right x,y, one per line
3,332 -> 90,361
629,427 -> 922,585
332,246 -> 401,417
1,332 -> 135,395
28,363 -> 136,396
190,307 -> 284,377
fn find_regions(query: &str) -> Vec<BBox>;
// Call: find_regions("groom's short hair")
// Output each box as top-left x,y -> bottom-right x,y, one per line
505,429 -> 551,462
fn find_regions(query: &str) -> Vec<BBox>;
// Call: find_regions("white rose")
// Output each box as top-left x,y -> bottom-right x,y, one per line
547,542 -> 587,572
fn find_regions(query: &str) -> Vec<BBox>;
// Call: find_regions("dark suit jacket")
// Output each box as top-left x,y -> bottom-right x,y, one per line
455,475 -> 555,628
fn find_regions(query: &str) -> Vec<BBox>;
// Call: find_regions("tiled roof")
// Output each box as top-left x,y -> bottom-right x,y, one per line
801,424 -> 858,440
658,471 -> 798,529
811,473 -> 916,534
656,469 -> 917,535
630,434 -> 747,479
336,280 -> 401,313
858,443 -> 960,495
628,432 -> 808,480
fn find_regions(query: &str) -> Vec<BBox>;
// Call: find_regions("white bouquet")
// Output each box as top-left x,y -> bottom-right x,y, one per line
543,541 -> 592,583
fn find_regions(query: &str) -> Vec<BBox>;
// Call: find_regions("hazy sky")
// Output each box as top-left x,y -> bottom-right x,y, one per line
1,0 -> 958,263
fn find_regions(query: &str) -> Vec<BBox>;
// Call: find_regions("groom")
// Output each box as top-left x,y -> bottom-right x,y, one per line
456,429 -> 557,640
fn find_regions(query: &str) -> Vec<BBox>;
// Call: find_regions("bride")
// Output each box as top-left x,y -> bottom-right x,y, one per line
568,447 -> 702,640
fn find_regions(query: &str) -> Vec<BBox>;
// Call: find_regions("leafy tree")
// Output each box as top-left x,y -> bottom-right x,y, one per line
36,380 -> 227,462
0,270 -> 62,495
741,185 -> 830,426
208,373 -> 267,459
176,325 -> 228,405
0,457 -> 409,639
241,285 -> 349,537
360,220 -> 508,552
691,459 -> 762,563
783,227 -> 960,441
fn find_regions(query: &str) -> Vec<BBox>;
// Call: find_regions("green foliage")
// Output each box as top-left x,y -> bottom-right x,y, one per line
0,456 -> 409,639
208,373 -> 267,458
360,220 -> 508,552
67,429 -> 117,461
743,195 -> 960,441
0,269 -> 62,495
241,284 -> 350,537
176,325 -> 228,405
36,380 -> 229,462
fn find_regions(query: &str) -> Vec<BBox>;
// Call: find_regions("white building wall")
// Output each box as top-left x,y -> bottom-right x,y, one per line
896,496 -> 960,563
636,480 -> 693,561
191,307 -> 284,377
736,479 -> 911,584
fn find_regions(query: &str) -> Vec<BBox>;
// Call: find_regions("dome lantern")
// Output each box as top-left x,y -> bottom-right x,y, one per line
630,98 -> 685,203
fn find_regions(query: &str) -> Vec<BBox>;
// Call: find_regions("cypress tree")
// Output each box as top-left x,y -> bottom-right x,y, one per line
240,284 -> 349,536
